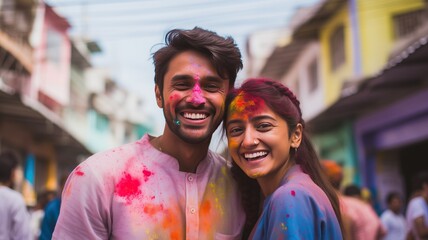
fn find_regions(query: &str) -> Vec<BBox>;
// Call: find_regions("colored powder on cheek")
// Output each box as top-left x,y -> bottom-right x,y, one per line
115,173 -> 142,202
291,190 -> 296,196
74,166 -> 84,176
228,138 -> 239,149
169,94 -> 180,101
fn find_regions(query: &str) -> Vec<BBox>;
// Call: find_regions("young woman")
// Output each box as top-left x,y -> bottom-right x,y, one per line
224,78 -> 343,239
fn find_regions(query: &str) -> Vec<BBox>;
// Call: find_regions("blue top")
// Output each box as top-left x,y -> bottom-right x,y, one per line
250,165 -> 342,240
40,197 -> 61,240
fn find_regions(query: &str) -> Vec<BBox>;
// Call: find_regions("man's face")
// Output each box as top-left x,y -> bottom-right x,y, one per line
156,50 -> 229,144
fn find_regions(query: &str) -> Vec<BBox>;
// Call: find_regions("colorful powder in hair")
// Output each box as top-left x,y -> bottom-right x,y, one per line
291,190 -> 296,196
115,172 -> 142,203
228,91 -> 265,119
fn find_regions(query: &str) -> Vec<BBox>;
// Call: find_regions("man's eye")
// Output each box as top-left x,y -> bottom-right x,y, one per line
204,84 -> 220,92
175,83 -> 190,89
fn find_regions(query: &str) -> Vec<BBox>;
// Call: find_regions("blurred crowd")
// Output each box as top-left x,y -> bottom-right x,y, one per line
0,151 -> 67,240
1,151 -> 428,239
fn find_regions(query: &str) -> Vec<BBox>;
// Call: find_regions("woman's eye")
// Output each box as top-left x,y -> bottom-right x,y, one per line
228,127 -> 242,136
257,123 -> 272,131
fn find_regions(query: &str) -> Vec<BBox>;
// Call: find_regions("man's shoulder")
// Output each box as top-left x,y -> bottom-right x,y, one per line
0,186 -> 26,206
86,138 -> 148,164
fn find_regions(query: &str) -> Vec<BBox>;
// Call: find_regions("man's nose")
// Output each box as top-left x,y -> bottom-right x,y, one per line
186,84 -> 206,105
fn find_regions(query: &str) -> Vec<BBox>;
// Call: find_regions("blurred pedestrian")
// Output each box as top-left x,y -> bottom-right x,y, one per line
406,171 -> 428,240
53,27 -> 245,239
380,192 -> 407,240
0,150 -> 32,240
224,78 -> 343,239
29,190 -> 56,240
322,160 -> 386,240
39,175 -> 68,240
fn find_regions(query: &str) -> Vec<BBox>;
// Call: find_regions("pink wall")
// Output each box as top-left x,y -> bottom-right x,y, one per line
32,4 -> 71,106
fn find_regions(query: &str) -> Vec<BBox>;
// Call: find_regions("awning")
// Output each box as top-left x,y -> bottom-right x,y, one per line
308,29 -> 428,133
0,90 -> 92,163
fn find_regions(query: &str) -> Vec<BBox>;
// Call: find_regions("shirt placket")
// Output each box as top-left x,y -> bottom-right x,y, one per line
185,173 -> 198,240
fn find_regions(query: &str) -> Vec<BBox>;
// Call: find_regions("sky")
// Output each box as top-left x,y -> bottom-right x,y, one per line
48,0 -> 319,150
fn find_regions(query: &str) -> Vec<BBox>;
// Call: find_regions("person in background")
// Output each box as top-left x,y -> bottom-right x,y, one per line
380,192 -> 407,240
322,160 -> 386,240
29,190 -> 56,240
344,184 -> 362,199
406,171 -> 428,240
0,150 -> 32,240
53,27 -> 245,239
39,175 -> 68,240
224,78 -> 343,239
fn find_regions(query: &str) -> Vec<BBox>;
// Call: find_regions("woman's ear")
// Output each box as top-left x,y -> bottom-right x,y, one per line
155,85 -> 163,108
291,123 -> 303,148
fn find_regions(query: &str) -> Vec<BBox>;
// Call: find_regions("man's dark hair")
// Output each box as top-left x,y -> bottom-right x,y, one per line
385,192 -> 400,205
412,171 -> 428,191
152,27 -> 242,94
343,184 -> 361,197
0,151 -> 19,183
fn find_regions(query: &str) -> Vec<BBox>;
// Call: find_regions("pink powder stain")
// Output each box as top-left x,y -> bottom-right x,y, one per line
115,172 -> 142,203
142,167 -> 154,182
169,93 -> 180,101
291,190 -> 296,196
74,166 -> 84,176
189,83 -> 205,105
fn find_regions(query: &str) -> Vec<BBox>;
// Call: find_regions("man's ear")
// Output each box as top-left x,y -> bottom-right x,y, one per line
155,85 -> 163,108
291,123 -> 303,148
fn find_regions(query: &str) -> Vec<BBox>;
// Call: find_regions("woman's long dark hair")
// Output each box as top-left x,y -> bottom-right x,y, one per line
223,78 -> 344,238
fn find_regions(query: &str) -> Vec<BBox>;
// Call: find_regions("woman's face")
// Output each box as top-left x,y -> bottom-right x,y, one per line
226,93 -> 301,180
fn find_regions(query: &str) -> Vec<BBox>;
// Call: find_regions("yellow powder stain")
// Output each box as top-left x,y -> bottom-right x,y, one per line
281,222 -> 288,231
230,92 -> 255,113
63,181 -> 72,198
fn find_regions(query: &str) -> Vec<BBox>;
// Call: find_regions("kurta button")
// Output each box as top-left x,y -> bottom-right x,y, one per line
187,175 -> 194,182
190,208 -> 196,214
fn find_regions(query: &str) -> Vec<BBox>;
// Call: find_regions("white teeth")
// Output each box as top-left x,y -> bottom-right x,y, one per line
244,151 -> 268,159
183,112 -> 207,120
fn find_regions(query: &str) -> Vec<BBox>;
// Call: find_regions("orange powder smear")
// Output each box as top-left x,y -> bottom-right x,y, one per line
200,200 -> 214,233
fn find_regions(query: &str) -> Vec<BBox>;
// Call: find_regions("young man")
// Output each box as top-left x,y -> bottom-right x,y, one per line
53,27 -> 245,239
380,192 -> 407,240
406,172 -> 428,240
0,151 -> 32,240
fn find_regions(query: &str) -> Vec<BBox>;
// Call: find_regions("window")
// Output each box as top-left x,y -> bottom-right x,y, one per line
308,59 -> 318,92
46,29 -> 62,64
393,9 -> 425,39
329,25 -> 345,71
